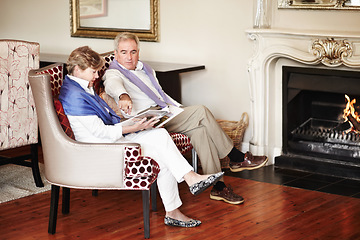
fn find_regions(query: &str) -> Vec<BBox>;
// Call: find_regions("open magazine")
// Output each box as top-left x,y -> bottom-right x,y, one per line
121,105 -> 184,128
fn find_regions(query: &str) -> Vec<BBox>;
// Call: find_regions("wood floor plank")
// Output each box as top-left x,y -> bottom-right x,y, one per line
1,175 -> 360,239
231,190 -> 340,238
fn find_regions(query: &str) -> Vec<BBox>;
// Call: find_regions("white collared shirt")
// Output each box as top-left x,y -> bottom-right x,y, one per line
65,75 -> 124,143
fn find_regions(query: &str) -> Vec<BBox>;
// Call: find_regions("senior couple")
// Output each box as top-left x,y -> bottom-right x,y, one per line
59,33 -> 267,228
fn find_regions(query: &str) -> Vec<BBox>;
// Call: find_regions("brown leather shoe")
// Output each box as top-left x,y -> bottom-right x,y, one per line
210,185 -> 244,205
229,152 -> 268,172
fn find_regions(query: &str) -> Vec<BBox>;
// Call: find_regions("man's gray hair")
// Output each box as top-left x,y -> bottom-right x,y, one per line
114,32 -> 140,51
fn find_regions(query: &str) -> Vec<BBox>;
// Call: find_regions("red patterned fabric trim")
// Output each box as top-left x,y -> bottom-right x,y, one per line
123,146 -> 160,190
94,53 -> 115,95
169,132 -> 193,154
53,98 -> 75,140
37,64 -> 63,97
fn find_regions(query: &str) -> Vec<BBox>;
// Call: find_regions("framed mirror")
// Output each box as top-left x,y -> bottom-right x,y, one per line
278,0 -> 360,10
70,0 -> 159,41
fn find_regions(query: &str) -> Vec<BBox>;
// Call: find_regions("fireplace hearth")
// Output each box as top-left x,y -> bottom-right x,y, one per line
275,66 -> 360,179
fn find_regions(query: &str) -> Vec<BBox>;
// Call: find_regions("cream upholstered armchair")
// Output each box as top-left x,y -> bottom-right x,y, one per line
28,63 -> 160,238
0,39 -> 43,187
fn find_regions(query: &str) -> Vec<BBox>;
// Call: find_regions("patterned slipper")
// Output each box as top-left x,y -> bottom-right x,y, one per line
189,172 -> 224,195
164,216 -> 201,227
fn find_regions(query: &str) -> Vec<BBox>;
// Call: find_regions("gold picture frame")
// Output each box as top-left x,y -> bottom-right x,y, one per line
70,0 -> 159,42
278,0 -> 360,10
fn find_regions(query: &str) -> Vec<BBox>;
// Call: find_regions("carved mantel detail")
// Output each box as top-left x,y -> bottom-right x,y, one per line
312,38 -> 353,67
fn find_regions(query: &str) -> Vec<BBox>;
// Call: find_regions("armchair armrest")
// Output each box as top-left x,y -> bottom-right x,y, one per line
123,146 -> 160,189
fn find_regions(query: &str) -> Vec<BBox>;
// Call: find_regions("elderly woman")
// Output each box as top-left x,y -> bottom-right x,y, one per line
59,46 -> 223,228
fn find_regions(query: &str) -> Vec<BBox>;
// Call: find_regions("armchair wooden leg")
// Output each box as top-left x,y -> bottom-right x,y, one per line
62,187 -> 70,214
142,190 -> 150,239
92,190 -> 98,196
192,148 -> 198,173
30,144 -> 44,187
150,181 -> 157,212
48,185 -> 60,234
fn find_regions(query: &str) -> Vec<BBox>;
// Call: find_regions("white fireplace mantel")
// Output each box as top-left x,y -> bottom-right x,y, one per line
246,28 -> 360,164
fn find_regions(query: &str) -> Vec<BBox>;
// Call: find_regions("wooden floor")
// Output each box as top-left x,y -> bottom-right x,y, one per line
1,175 -> 360,240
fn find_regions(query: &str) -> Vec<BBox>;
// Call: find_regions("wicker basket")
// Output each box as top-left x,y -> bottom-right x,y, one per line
217,112 -> 249,169
217,112 -> 249,150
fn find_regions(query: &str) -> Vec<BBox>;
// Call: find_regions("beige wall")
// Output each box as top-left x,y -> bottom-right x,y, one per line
1,0 -> 359,143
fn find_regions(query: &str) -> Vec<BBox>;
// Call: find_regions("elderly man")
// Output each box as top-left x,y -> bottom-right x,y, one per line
103,32 -> 268,205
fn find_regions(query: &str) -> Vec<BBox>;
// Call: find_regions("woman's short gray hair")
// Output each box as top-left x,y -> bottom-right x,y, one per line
114,32 -> 140,51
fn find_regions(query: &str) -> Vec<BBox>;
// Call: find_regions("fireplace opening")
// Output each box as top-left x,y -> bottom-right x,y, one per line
275,66 -> 360,180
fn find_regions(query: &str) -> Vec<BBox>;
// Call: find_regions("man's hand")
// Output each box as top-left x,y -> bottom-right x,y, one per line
118,93 -> 133,115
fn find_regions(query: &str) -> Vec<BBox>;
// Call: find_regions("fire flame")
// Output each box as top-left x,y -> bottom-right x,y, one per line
343,94 -> 360,132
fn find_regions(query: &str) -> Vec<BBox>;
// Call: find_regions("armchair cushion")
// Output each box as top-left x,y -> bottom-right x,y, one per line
94,52 -> 115,95
37,64 -> 63,97
37,63 -> 74,139
169,132 -> 193,154
53,98 -> 75,140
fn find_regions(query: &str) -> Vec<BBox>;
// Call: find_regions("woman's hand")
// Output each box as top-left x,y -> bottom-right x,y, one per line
122,117 -> 160,134
134,117 -> 159,131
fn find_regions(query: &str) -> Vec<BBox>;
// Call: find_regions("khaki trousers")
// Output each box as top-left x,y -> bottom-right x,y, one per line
165,105 -> 233,174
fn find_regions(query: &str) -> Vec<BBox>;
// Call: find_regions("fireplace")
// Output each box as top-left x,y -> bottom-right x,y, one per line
276,66 -> 360,179
246,29 -> 360,180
